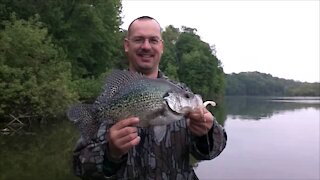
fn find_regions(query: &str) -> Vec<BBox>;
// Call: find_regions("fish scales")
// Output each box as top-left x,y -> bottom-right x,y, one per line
103,78 -> 175,127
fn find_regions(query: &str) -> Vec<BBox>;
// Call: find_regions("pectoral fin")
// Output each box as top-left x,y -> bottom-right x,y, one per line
153,125 -> 167,143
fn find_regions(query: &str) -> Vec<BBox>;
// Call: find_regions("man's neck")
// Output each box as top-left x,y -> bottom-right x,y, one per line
144,71 -> 158,79
129,67 -> 158,79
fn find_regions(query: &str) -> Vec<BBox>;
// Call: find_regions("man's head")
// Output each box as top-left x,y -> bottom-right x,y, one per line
124,16 -> 164,78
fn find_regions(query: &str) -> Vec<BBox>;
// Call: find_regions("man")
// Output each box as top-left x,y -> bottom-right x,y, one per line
73,16 -> 227,180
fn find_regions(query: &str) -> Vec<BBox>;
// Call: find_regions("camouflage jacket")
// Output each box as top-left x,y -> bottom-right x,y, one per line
72,71 -> 227,180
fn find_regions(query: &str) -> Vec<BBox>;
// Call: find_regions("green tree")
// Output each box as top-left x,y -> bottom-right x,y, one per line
225,71 -> 319,96
175,27 -> 225,100
0,0 -> 123,78
0,14 -> 77,119
160,25 -> 180,80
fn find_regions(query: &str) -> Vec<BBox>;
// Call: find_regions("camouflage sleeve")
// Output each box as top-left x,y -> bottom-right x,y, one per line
190,118 -> 227,160
72,122 -> 126,179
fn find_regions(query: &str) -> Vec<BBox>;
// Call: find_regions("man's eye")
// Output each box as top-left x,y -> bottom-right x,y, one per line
133,38 -> 144,43
150,38 -> 160,44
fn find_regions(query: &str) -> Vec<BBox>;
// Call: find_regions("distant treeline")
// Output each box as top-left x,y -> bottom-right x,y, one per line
0,0 -> 224,120
225,72 -> 320,96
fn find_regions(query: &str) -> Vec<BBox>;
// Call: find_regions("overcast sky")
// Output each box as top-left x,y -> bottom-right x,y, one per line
120,0 -> 319,83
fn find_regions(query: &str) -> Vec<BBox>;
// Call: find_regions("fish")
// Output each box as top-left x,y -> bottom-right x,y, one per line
67,70 -> 215,143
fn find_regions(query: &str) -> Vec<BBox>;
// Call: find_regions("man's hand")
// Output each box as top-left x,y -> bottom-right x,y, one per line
107,117 -> 141,159
187,107 -> 214,136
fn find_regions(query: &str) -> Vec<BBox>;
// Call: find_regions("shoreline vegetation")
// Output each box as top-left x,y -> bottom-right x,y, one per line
225,72 -> 319,97
0,1 -> 319,122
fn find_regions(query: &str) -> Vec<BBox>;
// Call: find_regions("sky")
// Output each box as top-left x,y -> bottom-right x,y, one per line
120,0 -> 319,83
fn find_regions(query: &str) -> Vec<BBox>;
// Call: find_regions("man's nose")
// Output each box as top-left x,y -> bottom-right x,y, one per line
141,39 -> 152,49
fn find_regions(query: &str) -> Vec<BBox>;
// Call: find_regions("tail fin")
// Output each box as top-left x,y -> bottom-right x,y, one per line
67,104 -> 99,141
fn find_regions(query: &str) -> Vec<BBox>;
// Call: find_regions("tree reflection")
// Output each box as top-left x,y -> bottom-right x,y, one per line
224,96 -> 320,120
0,120 -> 79,180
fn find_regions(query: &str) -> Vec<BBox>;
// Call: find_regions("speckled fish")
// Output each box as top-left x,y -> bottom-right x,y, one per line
67,70 -> 214,142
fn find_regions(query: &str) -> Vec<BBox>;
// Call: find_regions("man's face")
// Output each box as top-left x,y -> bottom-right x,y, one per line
124,19 -> 163,75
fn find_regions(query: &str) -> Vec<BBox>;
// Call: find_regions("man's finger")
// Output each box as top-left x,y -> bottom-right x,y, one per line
190,119 -> 207,129
113,117 -> 139,129
121,136 -> 141,150
189,125 -> 204,136
116,131 -> 139,146
189,107 -> 210,120
189,111 -> 203,121
113,126 -> 138,138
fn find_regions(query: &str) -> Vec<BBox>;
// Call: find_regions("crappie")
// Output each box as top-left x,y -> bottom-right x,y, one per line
67,70 -> 206,142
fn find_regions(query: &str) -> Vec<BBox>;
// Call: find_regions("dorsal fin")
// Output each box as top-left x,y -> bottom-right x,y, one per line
103,69 -> 144,98
94,69 -> 145,110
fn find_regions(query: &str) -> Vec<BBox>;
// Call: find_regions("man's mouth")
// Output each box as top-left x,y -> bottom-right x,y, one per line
138,53 -> 154,58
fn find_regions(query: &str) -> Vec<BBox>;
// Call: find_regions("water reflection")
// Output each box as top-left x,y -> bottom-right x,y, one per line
0,120 -> 79,180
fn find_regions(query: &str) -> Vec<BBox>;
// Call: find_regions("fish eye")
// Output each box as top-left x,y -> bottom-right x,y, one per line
184,93 -> 190,99
163,92 -> 170,98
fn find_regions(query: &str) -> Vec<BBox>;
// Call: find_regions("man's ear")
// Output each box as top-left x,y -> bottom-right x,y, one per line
160,40 -> 164,54
124,39 -> 129,52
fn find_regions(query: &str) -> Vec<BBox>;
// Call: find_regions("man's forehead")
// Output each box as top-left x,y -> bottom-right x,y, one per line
131,18 -> 159,27
129,19 -> 161,37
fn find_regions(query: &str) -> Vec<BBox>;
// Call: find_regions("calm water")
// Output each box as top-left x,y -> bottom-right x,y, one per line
195,96 -> 320,180
0,96 -> 319,180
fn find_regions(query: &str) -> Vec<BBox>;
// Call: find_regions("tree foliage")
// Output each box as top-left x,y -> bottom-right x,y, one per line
174,28 -> 225,100
0,0 -> 124,78
0,15 -> 77,118
225,72 -> 320,96
160,25 -> 225,100
160,25 -> 180,80
0,1 -> 226,120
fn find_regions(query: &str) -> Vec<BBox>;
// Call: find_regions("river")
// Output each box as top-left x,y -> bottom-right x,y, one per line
1,96 -> 319,180
195,96 -> 320,180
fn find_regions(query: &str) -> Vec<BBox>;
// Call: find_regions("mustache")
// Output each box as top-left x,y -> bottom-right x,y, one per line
137,49 -> 153,55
